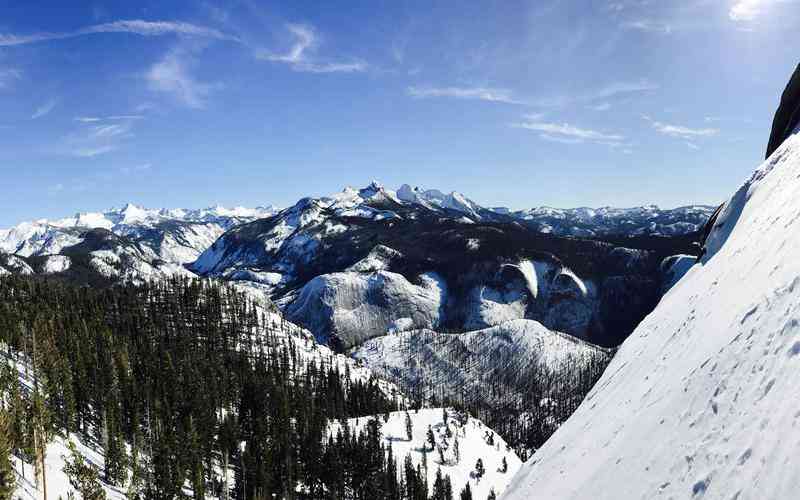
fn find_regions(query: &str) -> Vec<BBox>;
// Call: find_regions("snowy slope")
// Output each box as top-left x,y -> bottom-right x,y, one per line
502,130 -> 800,498
4,295 -> 404,500
353,319 -> 610,418
332,409 -> 521,499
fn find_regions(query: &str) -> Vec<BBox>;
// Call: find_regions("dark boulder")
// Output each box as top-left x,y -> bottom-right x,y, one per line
766,63 -> 800,159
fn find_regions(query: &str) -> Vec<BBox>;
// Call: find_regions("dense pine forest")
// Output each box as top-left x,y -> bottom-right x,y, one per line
0,276 -> 454,499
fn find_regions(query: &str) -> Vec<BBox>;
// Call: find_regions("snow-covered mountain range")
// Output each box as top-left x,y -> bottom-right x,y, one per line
0,183 -> 709,349
502,91 -> 800,500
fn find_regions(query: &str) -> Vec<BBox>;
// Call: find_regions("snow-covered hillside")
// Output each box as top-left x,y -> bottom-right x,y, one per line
353,319 -> 610,410
502,127 -> 800,498
333,409 -> 521,499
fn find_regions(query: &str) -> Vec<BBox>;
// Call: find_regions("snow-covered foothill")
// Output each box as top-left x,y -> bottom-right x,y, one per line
331,409 -> 521,499
502,130 -> 800,499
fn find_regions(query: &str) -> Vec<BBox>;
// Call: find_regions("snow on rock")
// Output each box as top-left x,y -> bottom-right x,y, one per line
354,319 -> 610,411
346,245 -> 403,273
285,270 -> 447,348
660,254 -> 697,293
1,255 -> 34,275
332,409 -> 521,499
41,255 -> 71,274
502,130 -> 800,499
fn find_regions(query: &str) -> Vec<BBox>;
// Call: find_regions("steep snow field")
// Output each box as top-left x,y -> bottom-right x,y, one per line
503,131 -> 800,499
333,409 -> 521,499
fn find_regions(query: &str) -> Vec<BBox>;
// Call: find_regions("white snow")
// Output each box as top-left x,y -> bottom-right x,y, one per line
331,409 -> 521,499
502,131 -> 800,499
41,255 -> 71,274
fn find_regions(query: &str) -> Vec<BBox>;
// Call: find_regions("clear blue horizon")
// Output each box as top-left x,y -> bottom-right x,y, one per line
1,0 -> 798,227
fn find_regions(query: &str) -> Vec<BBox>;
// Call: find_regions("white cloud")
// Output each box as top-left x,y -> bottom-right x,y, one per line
61,116 -> 137,157
0,19 -> 239,47
75,115 -> 143,123
31,99 -> 58,119
514,116 -> 625,145
0,68 -> 22,89
407,86 -> 523,104
146,48 -> 216,109
622,19 -> 673,34
686,142 -> 700,150
256,23 -> 366,73
534,79 -> 659,108
590,102 -> 612,111
643,115 -> 719,139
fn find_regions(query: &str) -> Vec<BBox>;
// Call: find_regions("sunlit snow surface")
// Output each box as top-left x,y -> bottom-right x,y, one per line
331,409 -> 521,499
503,132 -> 800,499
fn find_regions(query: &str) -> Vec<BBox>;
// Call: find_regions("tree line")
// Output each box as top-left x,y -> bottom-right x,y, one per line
0,275 -> 479,499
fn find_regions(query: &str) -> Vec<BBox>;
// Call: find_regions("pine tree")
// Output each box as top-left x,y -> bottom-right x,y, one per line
459,482 -> 473,500
0,410 -> 15,500
475,458 -> 485,479
499,456 -> 508,473
405,411 -> 413,441
63,441 -> 107,500
426,425 -> 436,452
487,488 -> 497,500
432,468 -> 447,500
453,436 -> 460,464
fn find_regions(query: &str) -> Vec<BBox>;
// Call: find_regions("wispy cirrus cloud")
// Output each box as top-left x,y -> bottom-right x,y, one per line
622,19 -> 673,34
0,19 -> 240,47
407,86 -> 523,105
643,115 -> 719,139
534,79 -> 659,108
61,116 -> 138,157
0,68 -> 22,89
146,47 -> 218,109
31,98 -> 58,119
74,115 -> 144,123
513,115 -> 625,146
256,23 -> 366,73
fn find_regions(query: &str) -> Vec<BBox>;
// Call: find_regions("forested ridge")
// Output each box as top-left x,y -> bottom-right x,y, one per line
0,276 -> 451,499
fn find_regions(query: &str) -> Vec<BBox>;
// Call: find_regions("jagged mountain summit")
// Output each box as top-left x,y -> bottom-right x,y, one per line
502,105 -> 800,500
192,182 -> 701,348
0,183 -> 710,348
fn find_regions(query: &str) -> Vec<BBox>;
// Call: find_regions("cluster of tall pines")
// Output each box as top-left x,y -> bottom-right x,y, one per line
0,275 -> 454,499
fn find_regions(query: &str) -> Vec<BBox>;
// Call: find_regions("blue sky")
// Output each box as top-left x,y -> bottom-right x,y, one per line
1,0 -> 799,227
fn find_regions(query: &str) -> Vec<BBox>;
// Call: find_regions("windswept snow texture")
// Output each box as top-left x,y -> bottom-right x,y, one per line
332,409 -> 521,499
503,132 -> 800,500
353,319 -> 610,413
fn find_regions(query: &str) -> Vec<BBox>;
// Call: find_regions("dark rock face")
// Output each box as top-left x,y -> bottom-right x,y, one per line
766,63 -> 800,159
